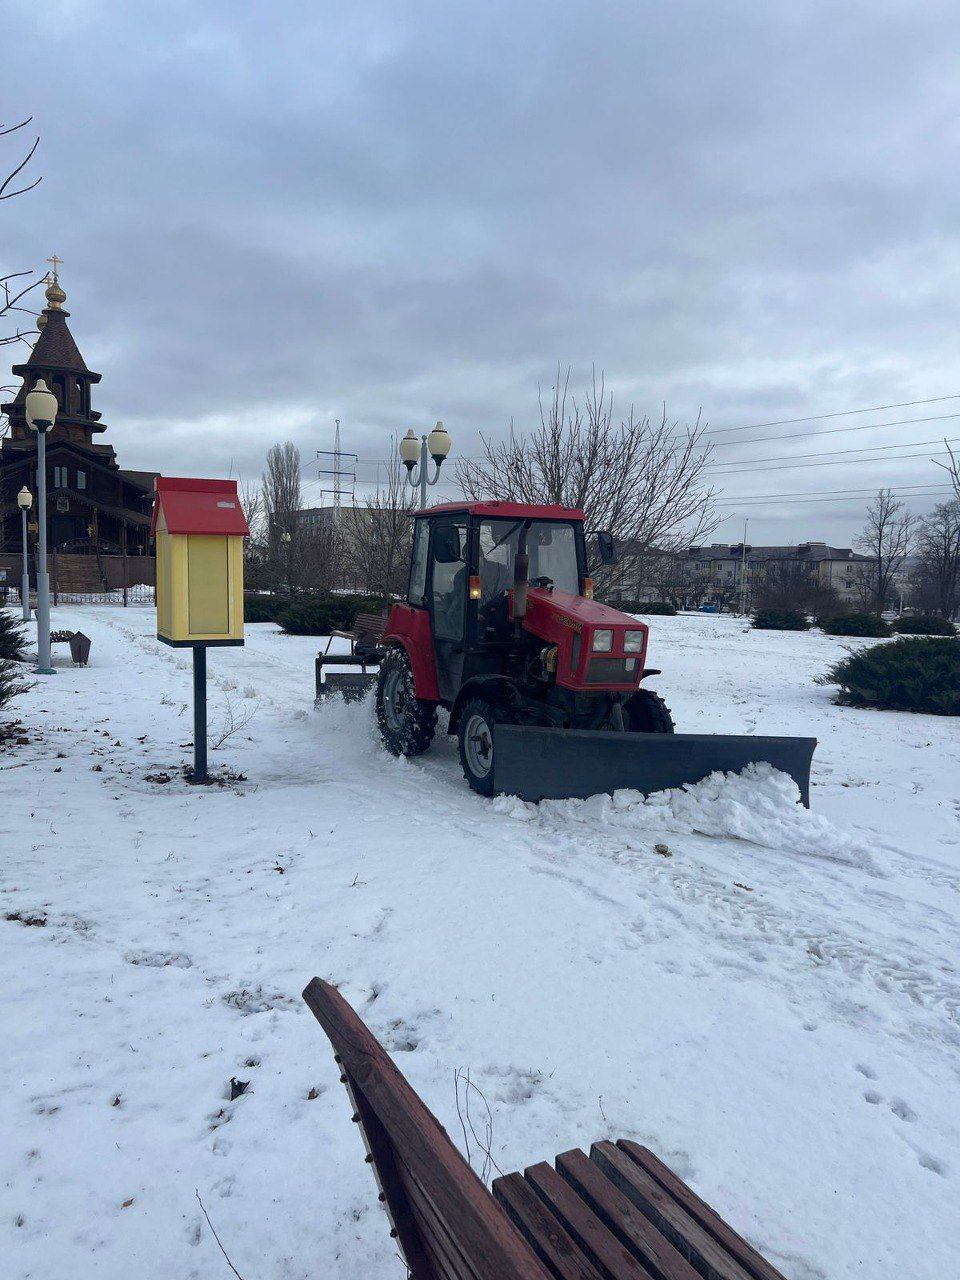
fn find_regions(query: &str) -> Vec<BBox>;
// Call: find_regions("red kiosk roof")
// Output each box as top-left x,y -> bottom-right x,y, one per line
150,476 -> 250,537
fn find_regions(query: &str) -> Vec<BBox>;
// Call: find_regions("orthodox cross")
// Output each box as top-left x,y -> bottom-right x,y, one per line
46,253 -> 62,282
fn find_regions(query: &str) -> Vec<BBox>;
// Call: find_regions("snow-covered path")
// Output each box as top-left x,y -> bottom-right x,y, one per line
1,606 -> 957,1280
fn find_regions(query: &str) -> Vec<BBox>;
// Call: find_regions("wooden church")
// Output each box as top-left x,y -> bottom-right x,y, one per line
0,266 -> 156,592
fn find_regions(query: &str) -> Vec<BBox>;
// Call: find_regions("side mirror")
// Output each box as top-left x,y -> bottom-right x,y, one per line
595,530 -> 617,566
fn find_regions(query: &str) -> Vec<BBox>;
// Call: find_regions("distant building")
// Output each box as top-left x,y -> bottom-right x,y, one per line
615,540 -> 877,609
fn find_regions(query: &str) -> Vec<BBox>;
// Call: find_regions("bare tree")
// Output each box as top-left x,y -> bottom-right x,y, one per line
456,367 -> 717,594
911,499 -> 960,619
1,116 -> 44,435
937,440 -> 960,505
340,446 -> 415,603
261,442 -> 306,593
855,489 -> 916,614
754,559 -> 841,617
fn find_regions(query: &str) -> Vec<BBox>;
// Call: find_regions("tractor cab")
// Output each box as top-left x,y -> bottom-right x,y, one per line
404,501 -> 593,702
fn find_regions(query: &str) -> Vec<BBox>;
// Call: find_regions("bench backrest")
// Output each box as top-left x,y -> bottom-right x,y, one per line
303,978 -> 550,1280
354,611 -> 389,640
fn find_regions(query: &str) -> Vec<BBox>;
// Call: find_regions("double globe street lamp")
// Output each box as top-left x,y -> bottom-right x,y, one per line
24,377 -> 58,675
400,421 -> 452,508
16,486 -> 32,623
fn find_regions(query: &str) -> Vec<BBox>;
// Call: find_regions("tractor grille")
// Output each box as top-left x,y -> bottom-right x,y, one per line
584,656 -> 638,685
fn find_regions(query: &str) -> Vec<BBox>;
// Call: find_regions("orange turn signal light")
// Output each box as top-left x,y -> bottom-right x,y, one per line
582,576 -> 594,599
468,574 -> 482,600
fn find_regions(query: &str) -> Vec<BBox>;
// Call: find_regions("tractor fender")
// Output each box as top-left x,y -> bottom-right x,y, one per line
448,676 -> 520,735
382,605 -> 441,702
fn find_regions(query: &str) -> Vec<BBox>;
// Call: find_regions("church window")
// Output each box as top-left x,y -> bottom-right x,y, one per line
53,466 -> 69,489
77,470 -> 87,490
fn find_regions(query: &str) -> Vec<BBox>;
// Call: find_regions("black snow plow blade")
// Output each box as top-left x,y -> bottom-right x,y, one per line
492,726 -> 817,806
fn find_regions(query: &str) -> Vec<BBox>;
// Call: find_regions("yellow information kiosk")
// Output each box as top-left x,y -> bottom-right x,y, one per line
151,476 -> 249,779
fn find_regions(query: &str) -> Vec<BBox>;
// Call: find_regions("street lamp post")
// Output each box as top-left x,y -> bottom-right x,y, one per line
400,421 -> 452,508
24,378 -> 58,675
17,486 -> 32,622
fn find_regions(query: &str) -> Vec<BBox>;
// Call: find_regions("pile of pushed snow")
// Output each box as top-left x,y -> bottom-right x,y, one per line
494,764 -> 880,873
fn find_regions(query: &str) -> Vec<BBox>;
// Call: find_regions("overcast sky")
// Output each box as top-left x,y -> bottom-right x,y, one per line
4,0 -> 959,544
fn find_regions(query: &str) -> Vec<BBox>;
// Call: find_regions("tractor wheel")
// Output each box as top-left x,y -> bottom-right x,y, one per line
457,697 -> 508,796
376,648 -> 437,757
624,689 -> 675,734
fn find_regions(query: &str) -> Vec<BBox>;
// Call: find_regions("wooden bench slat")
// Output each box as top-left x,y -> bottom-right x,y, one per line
524,1161 -> 655,1280
494,1173 -> 608,1280
591,1144 -> 767,1280
614,1144 -> 787,1280
556,1149 -> 703,1280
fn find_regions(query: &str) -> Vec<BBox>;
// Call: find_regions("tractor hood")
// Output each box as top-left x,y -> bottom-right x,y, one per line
516,588 -> 650,692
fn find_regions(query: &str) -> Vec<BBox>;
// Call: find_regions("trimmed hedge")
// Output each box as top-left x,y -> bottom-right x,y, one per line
0,610 -> 27,662
819,613 -> 890,638
823,636 -> 960,715
892,614 -> 957,637
608,600 -> 677,616
244,594 -> 288,624
277,593 -> 386,636
751,608 -> 810,631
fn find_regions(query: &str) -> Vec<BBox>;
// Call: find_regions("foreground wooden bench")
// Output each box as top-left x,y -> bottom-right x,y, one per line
303,978 -> 788,1280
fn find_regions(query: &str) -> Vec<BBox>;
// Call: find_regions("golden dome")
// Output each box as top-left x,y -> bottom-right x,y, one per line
44,275 -> 66,309
37,312 -> 47,331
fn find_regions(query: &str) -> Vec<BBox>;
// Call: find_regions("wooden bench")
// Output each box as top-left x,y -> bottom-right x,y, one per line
324,610 -> 390,658
303,978 -> 789,1280
315,611 -> 389,701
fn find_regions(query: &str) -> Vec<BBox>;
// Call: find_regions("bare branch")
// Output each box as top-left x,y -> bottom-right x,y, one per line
457,366 -> 718,596
0,132 -> 41,200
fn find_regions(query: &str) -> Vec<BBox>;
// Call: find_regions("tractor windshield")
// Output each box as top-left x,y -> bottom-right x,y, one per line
478,519 -> 580,603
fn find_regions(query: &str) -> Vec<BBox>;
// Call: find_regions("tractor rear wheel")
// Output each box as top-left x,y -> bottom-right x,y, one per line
457,697 -> 508,796
376,648 -> 437,757
624,689 -> 675,734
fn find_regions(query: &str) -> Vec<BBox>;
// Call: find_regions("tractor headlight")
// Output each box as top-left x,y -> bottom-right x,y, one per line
624,630 -> 645,653
592,629 -> 613,652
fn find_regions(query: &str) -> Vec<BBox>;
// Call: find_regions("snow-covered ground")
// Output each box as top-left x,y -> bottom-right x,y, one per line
1,606 -> 957,1280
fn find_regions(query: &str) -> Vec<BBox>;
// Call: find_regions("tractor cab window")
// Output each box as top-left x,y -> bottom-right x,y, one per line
478,520 -> 579,603
408,519 -> 429,605
430,518 -> 468,640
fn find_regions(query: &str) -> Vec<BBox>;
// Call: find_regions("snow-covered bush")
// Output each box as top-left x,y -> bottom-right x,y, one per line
892,614 -> 957,637
0,610 -> 27,662
819,613 -> 890,637
823,636 -> 960,715
751,607 -> 809,631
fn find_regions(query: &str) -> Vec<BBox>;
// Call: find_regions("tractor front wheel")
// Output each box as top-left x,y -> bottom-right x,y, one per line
457,698 -> 508,796
376,648 -> 437,757
624,689 -> 675,734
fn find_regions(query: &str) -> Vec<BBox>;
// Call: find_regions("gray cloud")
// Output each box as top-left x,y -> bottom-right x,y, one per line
3,0 -> 958,542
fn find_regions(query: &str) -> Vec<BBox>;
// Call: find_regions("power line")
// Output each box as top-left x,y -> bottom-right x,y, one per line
710,436 -> 960,471
708,410 -> 960,450
703,393 -> 960,435
714,483 -> 953,504
714,489 -> 953,507
706,448 -> 953,477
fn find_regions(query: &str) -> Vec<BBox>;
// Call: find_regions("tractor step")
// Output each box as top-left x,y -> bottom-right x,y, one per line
492,725 -> 817,806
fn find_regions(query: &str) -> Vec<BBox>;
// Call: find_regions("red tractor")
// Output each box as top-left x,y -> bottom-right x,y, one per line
317,501 -> 815,803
